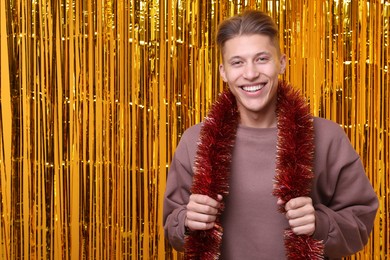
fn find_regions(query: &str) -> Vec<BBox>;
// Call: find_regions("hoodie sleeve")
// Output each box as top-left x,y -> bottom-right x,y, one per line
311,118 -> 378,258
163,125 -> 201,251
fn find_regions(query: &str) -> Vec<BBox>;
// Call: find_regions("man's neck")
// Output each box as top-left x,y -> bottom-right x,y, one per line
239,112 -> 277,128
237,104 -> 277,128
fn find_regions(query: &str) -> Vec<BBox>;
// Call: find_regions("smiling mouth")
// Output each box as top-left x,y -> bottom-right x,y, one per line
241,83 -> 267,92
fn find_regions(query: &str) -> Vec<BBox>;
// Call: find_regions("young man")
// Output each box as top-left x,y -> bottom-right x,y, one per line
163,10 -> 378,259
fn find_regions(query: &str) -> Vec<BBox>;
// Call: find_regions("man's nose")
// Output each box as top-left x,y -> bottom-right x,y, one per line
243,63 -> 260,80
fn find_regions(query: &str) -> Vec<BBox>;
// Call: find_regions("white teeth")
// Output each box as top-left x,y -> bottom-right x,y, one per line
242,84 -> 265,92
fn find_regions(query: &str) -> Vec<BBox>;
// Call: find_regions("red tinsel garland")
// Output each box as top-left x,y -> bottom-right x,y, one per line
184,81 -> 324,259
184,90 -> 239,260
273,82 -> 325,260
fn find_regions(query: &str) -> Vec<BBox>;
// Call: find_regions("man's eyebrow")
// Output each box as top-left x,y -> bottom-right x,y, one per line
253,51 -> 271,56
227,51 -> 271,62
227,56 -> 242,62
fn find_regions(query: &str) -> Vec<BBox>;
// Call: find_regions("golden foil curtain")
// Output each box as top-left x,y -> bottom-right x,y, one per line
0,0 -> 388,259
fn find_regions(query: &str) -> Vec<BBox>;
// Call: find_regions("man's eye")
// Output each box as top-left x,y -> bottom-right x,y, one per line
257,57 -> 269,62
231,61 -> 242,65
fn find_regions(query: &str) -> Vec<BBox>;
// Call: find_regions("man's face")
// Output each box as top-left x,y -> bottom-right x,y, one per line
219,34 -> 286,127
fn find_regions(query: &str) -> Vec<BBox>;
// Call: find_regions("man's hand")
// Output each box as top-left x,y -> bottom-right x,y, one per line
278,196 -> 316,236
185,194 -> 223,231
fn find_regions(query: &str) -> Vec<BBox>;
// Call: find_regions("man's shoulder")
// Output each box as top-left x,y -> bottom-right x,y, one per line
177,123 -> 203,150
174,123 -> 203,162
181,123 -> 203,141
313,117 -> 344,133
313,117 -> 349,143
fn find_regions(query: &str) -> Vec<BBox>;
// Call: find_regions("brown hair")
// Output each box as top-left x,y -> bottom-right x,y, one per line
216,10 -> 280,55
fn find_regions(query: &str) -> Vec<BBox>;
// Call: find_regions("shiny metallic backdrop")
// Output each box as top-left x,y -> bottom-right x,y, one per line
0,0 -> 388,259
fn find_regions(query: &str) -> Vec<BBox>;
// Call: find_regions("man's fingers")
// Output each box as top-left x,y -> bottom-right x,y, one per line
288,214 -> 315,227
186,219 -> 215,231
290,223 -> 316,236
285,197 -> 312,211
186,210 -> 217,223
282,197 -> 316,236
190,194 -> 222,208
187,194 -> 222,214
285,203 -> 314,219
185,194 -> 223,232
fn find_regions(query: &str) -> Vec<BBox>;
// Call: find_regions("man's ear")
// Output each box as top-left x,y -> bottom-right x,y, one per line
219,64 -> 227,82
279,54 -> 287,74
